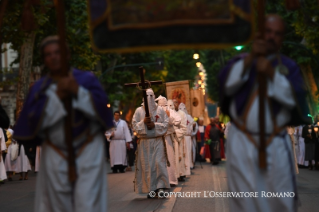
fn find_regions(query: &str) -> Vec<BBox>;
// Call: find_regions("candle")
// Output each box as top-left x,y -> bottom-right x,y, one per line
315,127 -> 318,132
317,122 -> 319,126
221,123 -> 225,128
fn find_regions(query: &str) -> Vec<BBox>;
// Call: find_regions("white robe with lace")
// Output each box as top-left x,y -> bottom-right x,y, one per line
226,59 -> 297,212
132,106 -> 170,193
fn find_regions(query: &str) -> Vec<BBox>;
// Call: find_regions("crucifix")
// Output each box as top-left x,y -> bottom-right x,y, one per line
125,66 -> 162,129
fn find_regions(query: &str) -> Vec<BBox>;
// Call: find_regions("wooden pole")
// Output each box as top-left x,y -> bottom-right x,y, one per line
257,0 -> 267,169
55,0 -> 77,182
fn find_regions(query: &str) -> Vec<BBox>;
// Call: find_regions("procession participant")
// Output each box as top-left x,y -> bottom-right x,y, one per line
172,99 -> 187,181
5,130 -> 31,181
12,36 -> 113,212
132,89 -> 170,198
219,15 -> 310,212
178,103 -> 193,174
191,118 -> 199,168
0,127 -> 7,183
156,95 -> 180,186
109,111 -> 132,173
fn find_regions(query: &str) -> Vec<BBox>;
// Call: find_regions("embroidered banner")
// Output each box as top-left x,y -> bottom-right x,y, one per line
87,0 -> 253,53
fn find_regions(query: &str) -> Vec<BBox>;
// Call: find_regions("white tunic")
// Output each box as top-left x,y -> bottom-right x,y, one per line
226,59 -> 297,212
165,109 -> 181,185
109,119 -> 132,167
191,122 -> 199,168
34,84 -> 107,212
175,110 -> 187,177
0,128 -> 7,180
184,114 -> 194,174
132,106 -> 170,193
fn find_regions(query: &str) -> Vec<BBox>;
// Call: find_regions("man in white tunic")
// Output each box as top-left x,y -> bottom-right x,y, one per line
295,125 -> 306,166
0,127 -> 7,182
109,111 -> 132,173
219,15 -> 310,212
178,103 -> 193,175
172,99 -> 187,181
132,89 -> 170,197
156,95 -> 180,186
13,36 -> 113,212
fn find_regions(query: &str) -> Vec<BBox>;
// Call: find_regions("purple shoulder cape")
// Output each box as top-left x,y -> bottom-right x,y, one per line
13,68 -> 114,145
218,54 -> 311,126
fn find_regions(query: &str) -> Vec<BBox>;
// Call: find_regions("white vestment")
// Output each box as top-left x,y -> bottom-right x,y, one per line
35,146 -> 41,172
0,128 -> 7,180
288,127 -> 299,174
191,122 -> 199,168
34,84 -> 107,212
175,110 -> 187,177
165,109 -> 181,185
226,59 -> 297,212
109,119 -> 132,167
132,105 -> 170,193
184,114 -> 194,174
5,142 -> 31,173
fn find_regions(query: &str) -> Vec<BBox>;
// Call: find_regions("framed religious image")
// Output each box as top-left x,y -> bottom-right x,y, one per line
190,89 -> 205,118
166,80 -> 191,114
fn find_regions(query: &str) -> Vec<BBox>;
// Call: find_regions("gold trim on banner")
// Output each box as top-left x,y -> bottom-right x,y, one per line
86,0 -> 255,54
106,0 -> 235,31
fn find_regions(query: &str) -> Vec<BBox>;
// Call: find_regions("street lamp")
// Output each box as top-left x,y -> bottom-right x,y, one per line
196,62 -> 201,67
193,53 -> 199,60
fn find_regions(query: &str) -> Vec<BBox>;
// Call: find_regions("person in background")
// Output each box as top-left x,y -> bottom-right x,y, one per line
302,117 -> 317,170
196,118 -> 206,162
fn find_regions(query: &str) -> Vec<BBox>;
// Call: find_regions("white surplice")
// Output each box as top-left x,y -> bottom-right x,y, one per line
165,109 -> 181,185
109,119 -> 132,167
132,106 -> 170,193
226,59 -> 297,212
174,110 -> 187,177
34,84 -> 107,212
191,122 -> 199,168
5,142 -> 31,173
0,128 -> 7,180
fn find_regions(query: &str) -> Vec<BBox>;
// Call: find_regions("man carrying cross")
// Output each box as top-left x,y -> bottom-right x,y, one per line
12,36 -> 113,212
219,15 -> 310,212
132,88 -> 170,197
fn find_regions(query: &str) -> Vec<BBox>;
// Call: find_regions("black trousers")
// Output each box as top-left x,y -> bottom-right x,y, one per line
127,149 -> 135,167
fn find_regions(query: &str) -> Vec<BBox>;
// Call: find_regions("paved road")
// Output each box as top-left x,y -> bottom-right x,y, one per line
1,161 -> 319,212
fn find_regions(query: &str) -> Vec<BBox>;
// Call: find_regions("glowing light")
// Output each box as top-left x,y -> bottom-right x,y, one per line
107,104 -> 111,108
199,72 -> 204,76
120,111 -> 123,115
133,132 -> 137,136
234,46 -> 244,51
193,53 -> 200,60
201,84 -> 205,88
198,80 -> 202,85
196,62 -> 201,67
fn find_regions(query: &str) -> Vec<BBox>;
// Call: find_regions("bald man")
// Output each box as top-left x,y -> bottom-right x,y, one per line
219,15 -> 310,212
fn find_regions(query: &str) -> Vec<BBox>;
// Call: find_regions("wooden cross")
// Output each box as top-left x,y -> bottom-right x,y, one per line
55,0 -> 76,183
257,0 -> 301,169
125,66 -> 162,123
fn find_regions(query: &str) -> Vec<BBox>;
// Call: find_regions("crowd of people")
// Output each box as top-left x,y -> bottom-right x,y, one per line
105,90 -> 229,197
